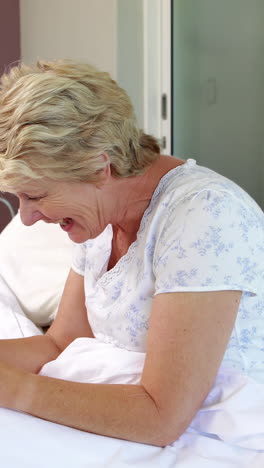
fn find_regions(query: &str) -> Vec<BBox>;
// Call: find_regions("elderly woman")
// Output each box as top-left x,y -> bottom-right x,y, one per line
0,60 -> 263,448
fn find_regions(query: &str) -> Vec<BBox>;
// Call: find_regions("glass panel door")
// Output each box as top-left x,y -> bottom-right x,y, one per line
172,0 -> 264,208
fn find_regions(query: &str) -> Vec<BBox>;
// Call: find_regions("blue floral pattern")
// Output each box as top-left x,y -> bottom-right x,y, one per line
72,159 -> 264,381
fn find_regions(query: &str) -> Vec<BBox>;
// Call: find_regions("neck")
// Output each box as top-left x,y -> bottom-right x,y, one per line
104,155 -> 185,235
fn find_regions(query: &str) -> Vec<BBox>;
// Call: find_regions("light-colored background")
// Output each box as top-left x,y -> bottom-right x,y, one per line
20,0 -> 144,128
20,0 -> 118,79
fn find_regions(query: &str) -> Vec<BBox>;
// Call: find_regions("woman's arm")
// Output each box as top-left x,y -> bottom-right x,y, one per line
46,268 -> 95,350
0,289 -> 241,446
0,335 -> 60,374
0,269 -> 94,373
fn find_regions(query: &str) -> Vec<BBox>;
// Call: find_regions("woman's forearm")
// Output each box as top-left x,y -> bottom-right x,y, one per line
13,372 -> 169,446
0,335 -> 60,373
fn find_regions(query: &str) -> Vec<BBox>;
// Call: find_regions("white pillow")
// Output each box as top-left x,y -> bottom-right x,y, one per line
0,213 -> 73,326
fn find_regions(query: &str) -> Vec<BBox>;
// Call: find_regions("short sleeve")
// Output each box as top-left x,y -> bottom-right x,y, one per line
153,189 -> 264,296
71,242 -> 87,276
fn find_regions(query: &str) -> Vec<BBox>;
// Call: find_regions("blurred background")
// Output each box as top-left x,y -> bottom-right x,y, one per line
0,0 -> 263,231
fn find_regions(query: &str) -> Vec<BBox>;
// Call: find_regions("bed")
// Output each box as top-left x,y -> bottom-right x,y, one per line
0,210 -> 263,467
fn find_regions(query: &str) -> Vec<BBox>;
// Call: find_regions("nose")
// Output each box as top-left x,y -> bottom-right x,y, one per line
19,199 -> 44,226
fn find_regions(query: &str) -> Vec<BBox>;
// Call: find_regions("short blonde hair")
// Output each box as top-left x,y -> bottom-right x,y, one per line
0,59 -> 160,191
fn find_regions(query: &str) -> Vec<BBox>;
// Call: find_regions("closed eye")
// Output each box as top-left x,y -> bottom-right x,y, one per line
26,196 -> 41,201
17,192 -> 46,202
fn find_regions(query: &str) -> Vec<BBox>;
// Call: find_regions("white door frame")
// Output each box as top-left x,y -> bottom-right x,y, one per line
143,0 -> 172,153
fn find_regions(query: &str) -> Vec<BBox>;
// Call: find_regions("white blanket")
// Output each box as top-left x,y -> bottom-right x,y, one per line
0,279 -> 263,467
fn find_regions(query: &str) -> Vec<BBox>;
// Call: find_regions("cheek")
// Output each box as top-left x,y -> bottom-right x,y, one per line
39,201 -> 65,218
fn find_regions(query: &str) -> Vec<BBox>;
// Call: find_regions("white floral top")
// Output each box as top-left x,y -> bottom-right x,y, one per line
72,159 -> 264,381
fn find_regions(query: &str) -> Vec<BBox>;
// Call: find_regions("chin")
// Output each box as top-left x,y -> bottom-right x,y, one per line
67,232 -> 89,244
68,229 -> 98,243
67,225 -> 104,243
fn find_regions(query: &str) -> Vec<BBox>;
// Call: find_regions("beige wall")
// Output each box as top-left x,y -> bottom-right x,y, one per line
20,0 -> 117,79
20,0 -> 146,126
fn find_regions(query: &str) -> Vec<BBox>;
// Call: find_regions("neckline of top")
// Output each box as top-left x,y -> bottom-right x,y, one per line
99,158 -> 196,283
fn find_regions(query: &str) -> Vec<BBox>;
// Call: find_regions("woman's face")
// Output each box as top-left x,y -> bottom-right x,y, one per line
15,178 -> 109,243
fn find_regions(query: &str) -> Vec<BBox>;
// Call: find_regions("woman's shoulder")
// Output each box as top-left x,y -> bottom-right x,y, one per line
149,160 -> 263,264
158,159 -> 263,219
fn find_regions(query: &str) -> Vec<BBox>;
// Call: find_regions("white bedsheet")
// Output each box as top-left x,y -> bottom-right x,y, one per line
0,278 -> 263,467
1,407 -> 263,468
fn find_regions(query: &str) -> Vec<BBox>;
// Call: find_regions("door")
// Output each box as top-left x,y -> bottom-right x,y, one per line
172,0 -> 264,208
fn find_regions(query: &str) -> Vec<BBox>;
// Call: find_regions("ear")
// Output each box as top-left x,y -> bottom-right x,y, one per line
95,153 -> 111,187
102,153 -> 111,178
